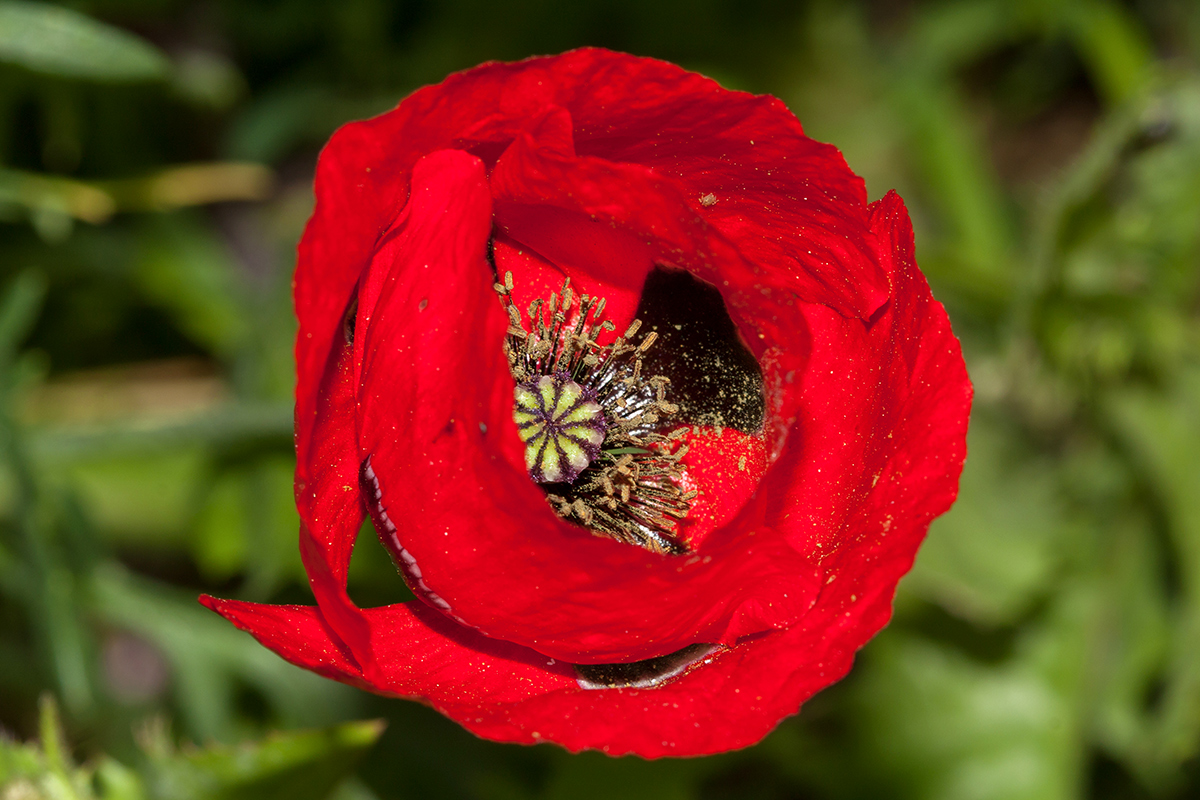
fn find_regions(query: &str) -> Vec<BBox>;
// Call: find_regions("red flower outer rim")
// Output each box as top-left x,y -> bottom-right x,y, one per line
203,188 -> 970,757
258,47 -> 969,753
762,193 -> 969,557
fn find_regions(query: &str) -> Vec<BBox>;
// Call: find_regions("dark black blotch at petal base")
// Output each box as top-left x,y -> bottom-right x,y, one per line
574,643 -> 720,689
634,267 -> 765,433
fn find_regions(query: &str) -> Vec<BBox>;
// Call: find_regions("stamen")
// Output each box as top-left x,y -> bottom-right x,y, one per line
496,271 -> 693,555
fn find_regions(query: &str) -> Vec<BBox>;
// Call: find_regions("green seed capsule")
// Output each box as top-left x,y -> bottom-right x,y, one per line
513,373 -> 607,484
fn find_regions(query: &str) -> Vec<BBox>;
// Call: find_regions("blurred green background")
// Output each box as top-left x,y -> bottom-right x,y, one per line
1,0 -> 1199,797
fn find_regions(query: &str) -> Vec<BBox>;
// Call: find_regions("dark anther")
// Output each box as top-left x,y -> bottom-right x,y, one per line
634,268 -> 765,433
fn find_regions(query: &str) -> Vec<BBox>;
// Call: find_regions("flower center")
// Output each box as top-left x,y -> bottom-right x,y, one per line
495,270 -> 694,555
513,373 -> 607,484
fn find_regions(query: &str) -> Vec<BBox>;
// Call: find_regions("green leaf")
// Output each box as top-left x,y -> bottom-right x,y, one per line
855,604 -> 1088,800
880,0 -> 1020,301
192,456 -> 305,597
143,720 -> 384,800
0,1 -> 170,82
0,697 -> 376,800
902,0 -> 1023,76
94,759 -> 148,800
0,695 -> 110,799
90,565 -> 361,743
52,448 -> 208,546
36,694 -> 71,778
856,639 -> 1071,800
539,750 -> 705,800
1086,516 -> 1173,784
0,734 -> 44,789
0,169 -> 117,236
133,218 -> 250,358
1029,78 -> 1200,373
903,415 -> 1068,625
0,270 -> 47,362
1105,369 -> 1200,770
28,402 -> 293,463
1062,0 -> 1156,106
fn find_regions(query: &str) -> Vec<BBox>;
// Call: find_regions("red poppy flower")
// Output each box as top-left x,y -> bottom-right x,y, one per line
201,48 -> 971,757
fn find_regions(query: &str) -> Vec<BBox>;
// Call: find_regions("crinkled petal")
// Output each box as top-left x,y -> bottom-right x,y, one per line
244,49 -> 972,758
676,427 -> 768,550
763,193 -> 971,557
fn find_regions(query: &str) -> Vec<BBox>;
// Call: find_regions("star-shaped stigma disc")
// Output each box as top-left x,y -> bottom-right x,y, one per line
513,373 -> 607,484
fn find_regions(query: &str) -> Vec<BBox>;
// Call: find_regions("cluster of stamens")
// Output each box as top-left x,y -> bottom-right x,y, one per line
495,271 -> 695,555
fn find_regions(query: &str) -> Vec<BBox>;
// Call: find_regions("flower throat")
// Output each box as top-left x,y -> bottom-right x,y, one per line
495,271 -> 694,555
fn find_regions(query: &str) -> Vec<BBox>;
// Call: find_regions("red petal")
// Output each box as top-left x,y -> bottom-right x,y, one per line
352,151 -> 820,663
199,595 -> 368,688
676,427 -> 768,551
200,466 -> 934,760
761,193 -> 971,558
550,53 -> 887,319
487,115 -> 814,452
197,596 -> 579,721
203,191 -> 967,755
459,49 -> 889,318
201,594 -> 782,756
493,202 -> 651,336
